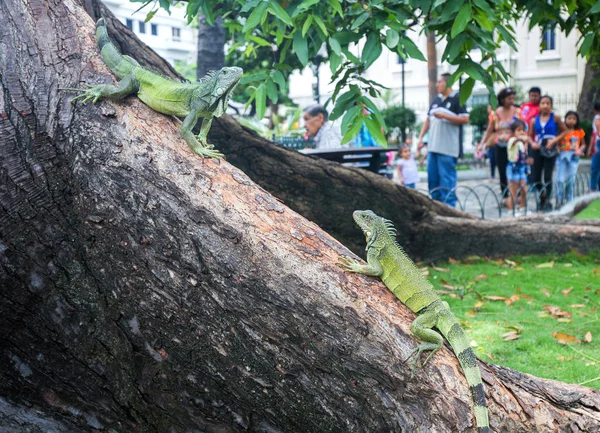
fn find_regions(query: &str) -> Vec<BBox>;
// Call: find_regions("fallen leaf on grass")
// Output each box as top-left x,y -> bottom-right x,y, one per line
439,278 -> 455,290
557,318 -> 572,323
563,263 -> 573,267
448,257 -> 459,264
543,305 -> 572,318
505,259 -> 518,267
561,287 -> 573,296
540,288 -> 551,297
534,261 -> 555,269
465,310 -> 477,318
486,295 -> 509,301
502,331 -> 521,341
584,332 -> 593,343
474,274 -> 488,281
485,353 -> 494,361
557,355 -> 565,361
432,266 -> 449,272
570,304 -> 586,308
552,332 -> 580,345
473,301 -> 484,309
514,267 -> 525,271
593,267 -> 600,274
498,271 -> 508,276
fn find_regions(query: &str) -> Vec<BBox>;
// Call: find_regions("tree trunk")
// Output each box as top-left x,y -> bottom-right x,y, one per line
427,31 -> 438,105
577,59 -> 600,121
1,1 -> 600,432
197,14 -> 226,79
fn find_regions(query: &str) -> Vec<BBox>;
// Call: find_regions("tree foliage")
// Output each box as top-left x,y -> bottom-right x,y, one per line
135,0 -> 600,144
381,105 -> 416,138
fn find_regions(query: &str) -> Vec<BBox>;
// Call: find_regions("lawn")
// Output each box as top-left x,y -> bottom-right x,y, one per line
424,251 -> 600,390
575,199 -> 600,220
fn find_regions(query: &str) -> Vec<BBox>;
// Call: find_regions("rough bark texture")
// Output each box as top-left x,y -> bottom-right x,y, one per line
427,32 -> 438,105
1,1 -> 600,432
577,59 -> 600,121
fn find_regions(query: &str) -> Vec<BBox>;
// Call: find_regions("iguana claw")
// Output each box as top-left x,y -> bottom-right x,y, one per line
337,256 -> 363,273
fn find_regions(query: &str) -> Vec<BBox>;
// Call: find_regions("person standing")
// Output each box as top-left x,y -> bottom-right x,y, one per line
479,88 -> 520,206
519,87 -> 542,126
416,73 -> 469,207
529,95 -> 566,211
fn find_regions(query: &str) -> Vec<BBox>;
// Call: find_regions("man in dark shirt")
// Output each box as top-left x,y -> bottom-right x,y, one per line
416,73 -> 469,207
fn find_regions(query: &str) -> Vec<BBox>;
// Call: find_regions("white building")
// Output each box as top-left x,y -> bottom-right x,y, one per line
290,20 -> 586,117
103,0 -> 197,66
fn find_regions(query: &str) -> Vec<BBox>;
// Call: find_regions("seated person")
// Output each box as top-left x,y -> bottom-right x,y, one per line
302,105 -> 343,149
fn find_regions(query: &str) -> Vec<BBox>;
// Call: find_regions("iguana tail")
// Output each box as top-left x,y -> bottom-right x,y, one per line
438,306 -> 490,433
95,18 -> 136,79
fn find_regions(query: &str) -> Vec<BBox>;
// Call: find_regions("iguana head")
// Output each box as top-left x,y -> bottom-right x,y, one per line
352,210 -> 396,249
202,66 -> 243,117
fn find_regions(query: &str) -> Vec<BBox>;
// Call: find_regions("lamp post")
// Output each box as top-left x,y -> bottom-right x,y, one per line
310,45 -> 328,104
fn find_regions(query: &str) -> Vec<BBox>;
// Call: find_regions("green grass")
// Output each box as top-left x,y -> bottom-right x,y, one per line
425,251 -> 600,389
575,199 -> 600,220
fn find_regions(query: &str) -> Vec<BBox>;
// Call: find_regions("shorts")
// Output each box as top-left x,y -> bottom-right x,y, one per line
506,163 -> 527,182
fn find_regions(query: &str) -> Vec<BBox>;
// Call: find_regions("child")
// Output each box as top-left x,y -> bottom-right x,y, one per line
396,144 -> 420,189
549,111 -> 585,206
506,119 -> 533,213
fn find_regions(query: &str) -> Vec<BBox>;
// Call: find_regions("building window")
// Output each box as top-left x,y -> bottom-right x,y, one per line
151,23 -> 158,36
125,19 -> 133,31
541,28 -> 556,51
172,27 -> 181,42
139,21 -> 146,34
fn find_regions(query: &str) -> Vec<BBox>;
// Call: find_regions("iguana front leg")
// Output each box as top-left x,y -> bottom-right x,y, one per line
181,111 -> 223,159
338,255 -> 383,277
68,74 -> 139,104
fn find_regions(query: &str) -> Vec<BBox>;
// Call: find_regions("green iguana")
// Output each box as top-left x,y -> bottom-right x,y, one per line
68,18 -> 242,159
338,210 -> 490,433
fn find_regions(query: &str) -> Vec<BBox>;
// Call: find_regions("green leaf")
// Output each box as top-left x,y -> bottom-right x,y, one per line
242,1 -> 269,33
341,113 -> 365,144
579,33 -> 595,57
340,105 -> 362,135
313,15 -> 329,36
399,36 -> 426,61
362,32 -> 383,69
241,71 -> 269,85
386,29 -> 400,49
271,70 -> 286,90
302,15 -> 313,37
474,11 -> 493,32
247,35 -> 272,47
451,4 -> 472,38
145,9 -> 158,22
266,79 -> 279,104
326,0 -> 344,17
330,88 -> 361,121
459,77 -> 476,106
329,51 -> 341,74
158,0 -> 171,13
591,1 -> 600,14
268,1 -> 293,26
293,31 -> 309,66
364,116 -> 387,147
351,11 -> 370,30
328,37 -> 342,56
255,84 -> 267,120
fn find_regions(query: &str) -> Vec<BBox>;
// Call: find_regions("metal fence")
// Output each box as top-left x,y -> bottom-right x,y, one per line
413,172 -> 592,219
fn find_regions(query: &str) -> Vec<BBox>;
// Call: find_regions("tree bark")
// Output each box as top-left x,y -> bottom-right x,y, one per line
577,59 -> 600,121
427,31 -> 438,105
197,14 -> 225,79
1,1 -> 599,432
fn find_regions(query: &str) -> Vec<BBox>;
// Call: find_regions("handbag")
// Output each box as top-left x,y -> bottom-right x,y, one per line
539,135 -> 558,158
